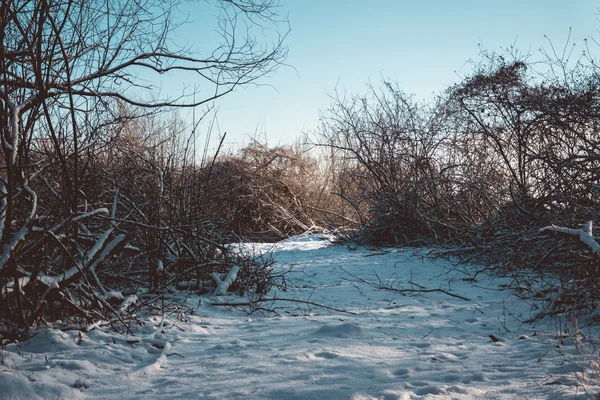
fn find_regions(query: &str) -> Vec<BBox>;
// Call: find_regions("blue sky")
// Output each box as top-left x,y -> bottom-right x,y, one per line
166,0 -> 600,152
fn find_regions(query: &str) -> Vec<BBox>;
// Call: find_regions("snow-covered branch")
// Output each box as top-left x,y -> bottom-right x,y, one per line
39,208 -> 110,234
38,232 -> 126,286
0,185 -> 37,276
212,265 -> 240,295
539,221 -> 600,258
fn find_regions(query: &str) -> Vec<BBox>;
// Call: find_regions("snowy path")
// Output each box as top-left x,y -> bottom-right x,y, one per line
2,235 -> 599,399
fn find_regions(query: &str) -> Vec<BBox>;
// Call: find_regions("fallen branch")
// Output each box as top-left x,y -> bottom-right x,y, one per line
210,297 -> 360,315
340,267 -> 471,301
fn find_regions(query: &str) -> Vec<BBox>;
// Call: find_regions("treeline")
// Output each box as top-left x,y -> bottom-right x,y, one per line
1,0 -> 599,339
3,47 -> 599,339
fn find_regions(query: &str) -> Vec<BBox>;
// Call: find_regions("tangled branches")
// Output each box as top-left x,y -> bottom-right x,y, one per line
317,50 -> 600,322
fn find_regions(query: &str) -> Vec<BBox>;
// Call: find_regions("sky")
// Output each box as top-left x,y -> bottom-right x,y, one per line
164,0 -> 600,153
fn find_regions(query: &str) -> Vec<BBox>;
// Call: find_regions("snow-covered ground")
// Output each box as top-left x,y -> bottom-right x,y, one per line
2,235 -> 599,399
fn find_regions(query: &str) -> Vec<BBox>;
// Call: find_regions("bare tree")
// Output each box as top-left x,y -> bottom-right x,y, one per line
0,0 -> 287,333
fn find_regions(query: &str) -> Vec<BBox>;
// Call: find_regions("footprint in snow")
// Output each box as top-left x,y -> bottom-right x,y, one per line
313,322 -> 364,338
413,386 -> 447,396
313,351 -> 342,359
392,367 -> 410,376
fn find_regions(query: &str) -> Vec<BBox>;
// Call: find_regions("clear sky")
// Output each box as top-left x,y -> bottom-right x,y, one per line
166,0 -> 600,152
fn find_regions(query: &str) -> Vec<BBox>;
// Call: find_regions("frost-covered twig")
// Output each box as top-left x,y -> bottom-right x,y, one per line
111,189 -> 119,225
540,221 -> 600,258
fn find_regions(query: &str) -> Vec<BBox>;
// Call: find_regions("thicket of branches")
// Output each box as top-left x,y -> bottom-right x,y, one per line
0,0 -> 290,340
318,48 -> 600,321
198,141 -> 331,241
3,0 -> 599,345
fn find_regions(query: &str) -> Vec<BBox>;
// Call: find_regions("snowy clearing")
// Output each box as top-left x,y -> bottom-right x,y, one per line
2,234 -> 599,399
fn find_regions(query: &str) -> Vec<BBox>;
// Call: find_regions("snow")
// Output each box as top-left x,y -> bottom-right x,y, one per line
1,234 -> 599,399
